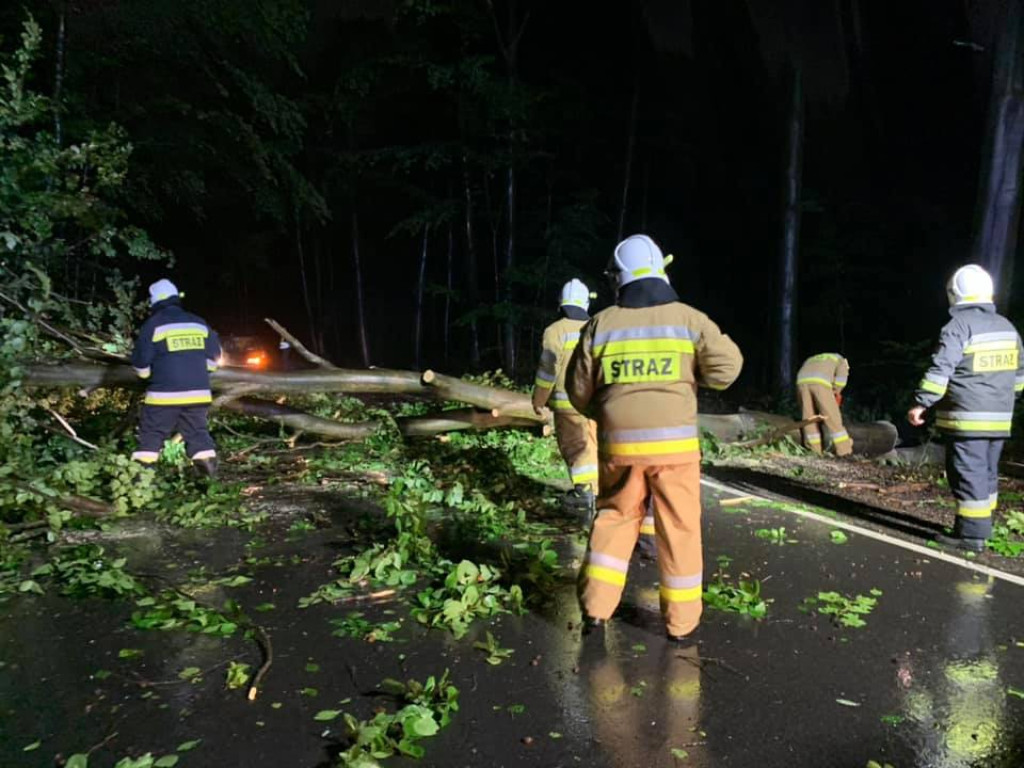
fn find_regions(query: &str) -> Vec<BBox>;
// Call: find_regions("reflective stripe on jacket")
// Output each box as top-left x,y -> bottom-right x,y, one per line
796,353 -> 849,391
130,298 -> 221,406
531,317 -> 585,413
565,301 -> 743,464
915,303 -> 1024,437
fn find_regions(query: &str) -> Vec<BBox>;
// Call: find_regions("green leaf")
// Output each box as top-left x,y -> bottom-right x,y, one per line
22,741 -> 41,752
176,740 -> 201,752
300,687 -> 318,697
254,602 -> 276,612
670,747 -> 689,759
305,662 -> 320,672
154,757 -> 179,768
549,732 -> 563,739
314,709 -> 342,721
118,648 -> 143,658
836,698 -> 861,707
829,530 -> 848,544
66,755 -> 88,768
178,666 -> 202,681
1007,685 -> 1024,699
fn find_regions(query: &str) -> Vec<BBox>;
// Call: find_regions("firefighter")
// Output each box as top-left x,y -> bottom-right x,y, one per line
795,353 -> 852,456
566,234 -> 743,642
908,264 -> 1024,551
532,279 -> 601,522
130,279 -> 222,478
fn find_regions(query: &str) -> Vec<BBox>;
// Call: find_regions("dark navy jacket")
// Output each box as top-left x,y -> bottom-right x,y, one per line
915,303 -> 1024,437
130,298 -> 221,406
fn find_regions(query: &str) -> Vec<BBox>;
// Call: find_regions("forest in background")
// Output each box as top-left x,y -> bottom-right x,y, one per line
2,0 -> 1024,419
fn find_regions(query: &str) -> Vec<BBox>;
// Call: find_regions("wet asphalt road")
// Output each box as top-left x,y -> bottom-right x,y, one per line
3,481 -> 1024,768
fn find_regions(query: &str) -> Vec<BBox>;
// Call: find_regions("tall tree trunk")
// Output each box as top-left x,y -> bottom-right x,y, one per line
502,162 -> 516,374
462,158 -> 482,369
971,0 -> 1024,307
414,225 -> 430,369
776,64 -> 803,396
444,223 -> 454,365
639,156 -> 651,233
295,208 -> 317,350
53,1 -> 66,147
617,82 -> 640,241
351,209 -> 371,367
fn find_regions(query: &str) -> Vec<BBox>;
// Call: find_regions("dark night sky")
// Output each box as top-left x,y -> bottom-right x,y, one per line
16,0 -> 1012,409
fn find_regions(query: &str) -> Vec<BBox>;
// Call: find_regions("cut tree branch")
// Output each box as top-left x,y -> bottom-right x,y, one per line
264,317 -> 338,369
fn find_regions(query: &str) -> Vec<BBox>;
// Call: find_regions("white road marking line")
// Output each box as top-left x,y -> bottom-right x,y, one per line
700,476 -> 1024,588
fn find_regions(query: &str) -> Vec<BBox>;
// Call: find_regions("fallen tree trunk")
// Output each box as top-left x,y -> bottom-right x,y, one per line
421,370 -> 543,422
219,398 -> 381,440
23,362 -> 429,397
697,409 -> 899,457
398,408 -> 551,438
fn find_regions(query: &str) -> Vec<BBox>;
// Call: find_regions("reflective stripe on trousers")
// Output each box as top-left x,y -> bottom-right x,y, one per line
946,437 -> 1003,540
579,462 -> 702,636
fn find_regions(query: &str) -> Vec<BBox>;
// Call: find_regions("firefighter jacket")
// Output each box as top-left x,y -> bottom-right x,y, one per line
796,353 -> 849,392
915,303 -> 1024,438
130,298 -> 221,406
565,279 -> 743,465
532,309 -> 588,414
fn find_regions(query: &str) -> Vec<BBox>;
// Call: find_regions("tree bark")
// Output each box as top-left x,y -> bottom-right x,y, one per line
220,398 -> 380,440
22,362 -> 429,396
971,0 -> 1024,307
421,369 -> 543,422
775,63 -> 803,395
351,209 -> 371,366
444,223 -> 454,365
461,158 -> 482,369
398,408 -> 549,437
53,1 -> 67,147
414,225 -> 430,369
618,82 -> 640,241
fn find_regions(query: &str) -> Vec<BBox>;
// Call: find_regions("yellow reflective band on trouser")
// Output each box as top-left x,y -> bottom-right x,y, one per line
639,515 -> 655,536
1016,381 -> 1024,393
534,376 -> 554,390
659,584 -> 702,602
131,451 -> 159,464
585,564 -> 627,587
957,498 -> 992,519
832,432 -> 851,444
796,377 -> 833,387
571,464 -> 598,484
919,378 -> 946,395
806,434 -> 822,442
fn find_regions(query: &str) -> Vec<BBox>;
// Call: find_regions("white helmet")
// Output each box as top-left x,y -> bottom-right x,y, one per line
947,264 -> 994,306
559,278 -> 596,310
608,234 -> 674,288
148,278 -> 180,305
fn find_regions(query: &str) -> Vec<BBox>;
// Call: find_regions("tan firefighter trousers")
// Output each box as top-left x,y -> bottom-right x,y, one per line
554,412 -> 599,492
579,462 -> 702,636
798,383 -> 853,456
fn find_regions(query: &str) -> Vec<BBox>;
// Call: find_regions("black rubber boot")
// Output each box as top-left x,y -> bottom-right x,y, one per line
667,626 -> 700,646
935,533 -> 985,552
563,485 -> 596,528
581,616 -> 607,638
192,457 -> 219,480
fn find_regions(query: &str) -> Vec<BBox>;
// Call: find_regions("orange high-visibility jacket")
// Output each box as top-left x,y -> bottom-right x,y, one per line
565,302 -> 742,465
532,316 -> 587,414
